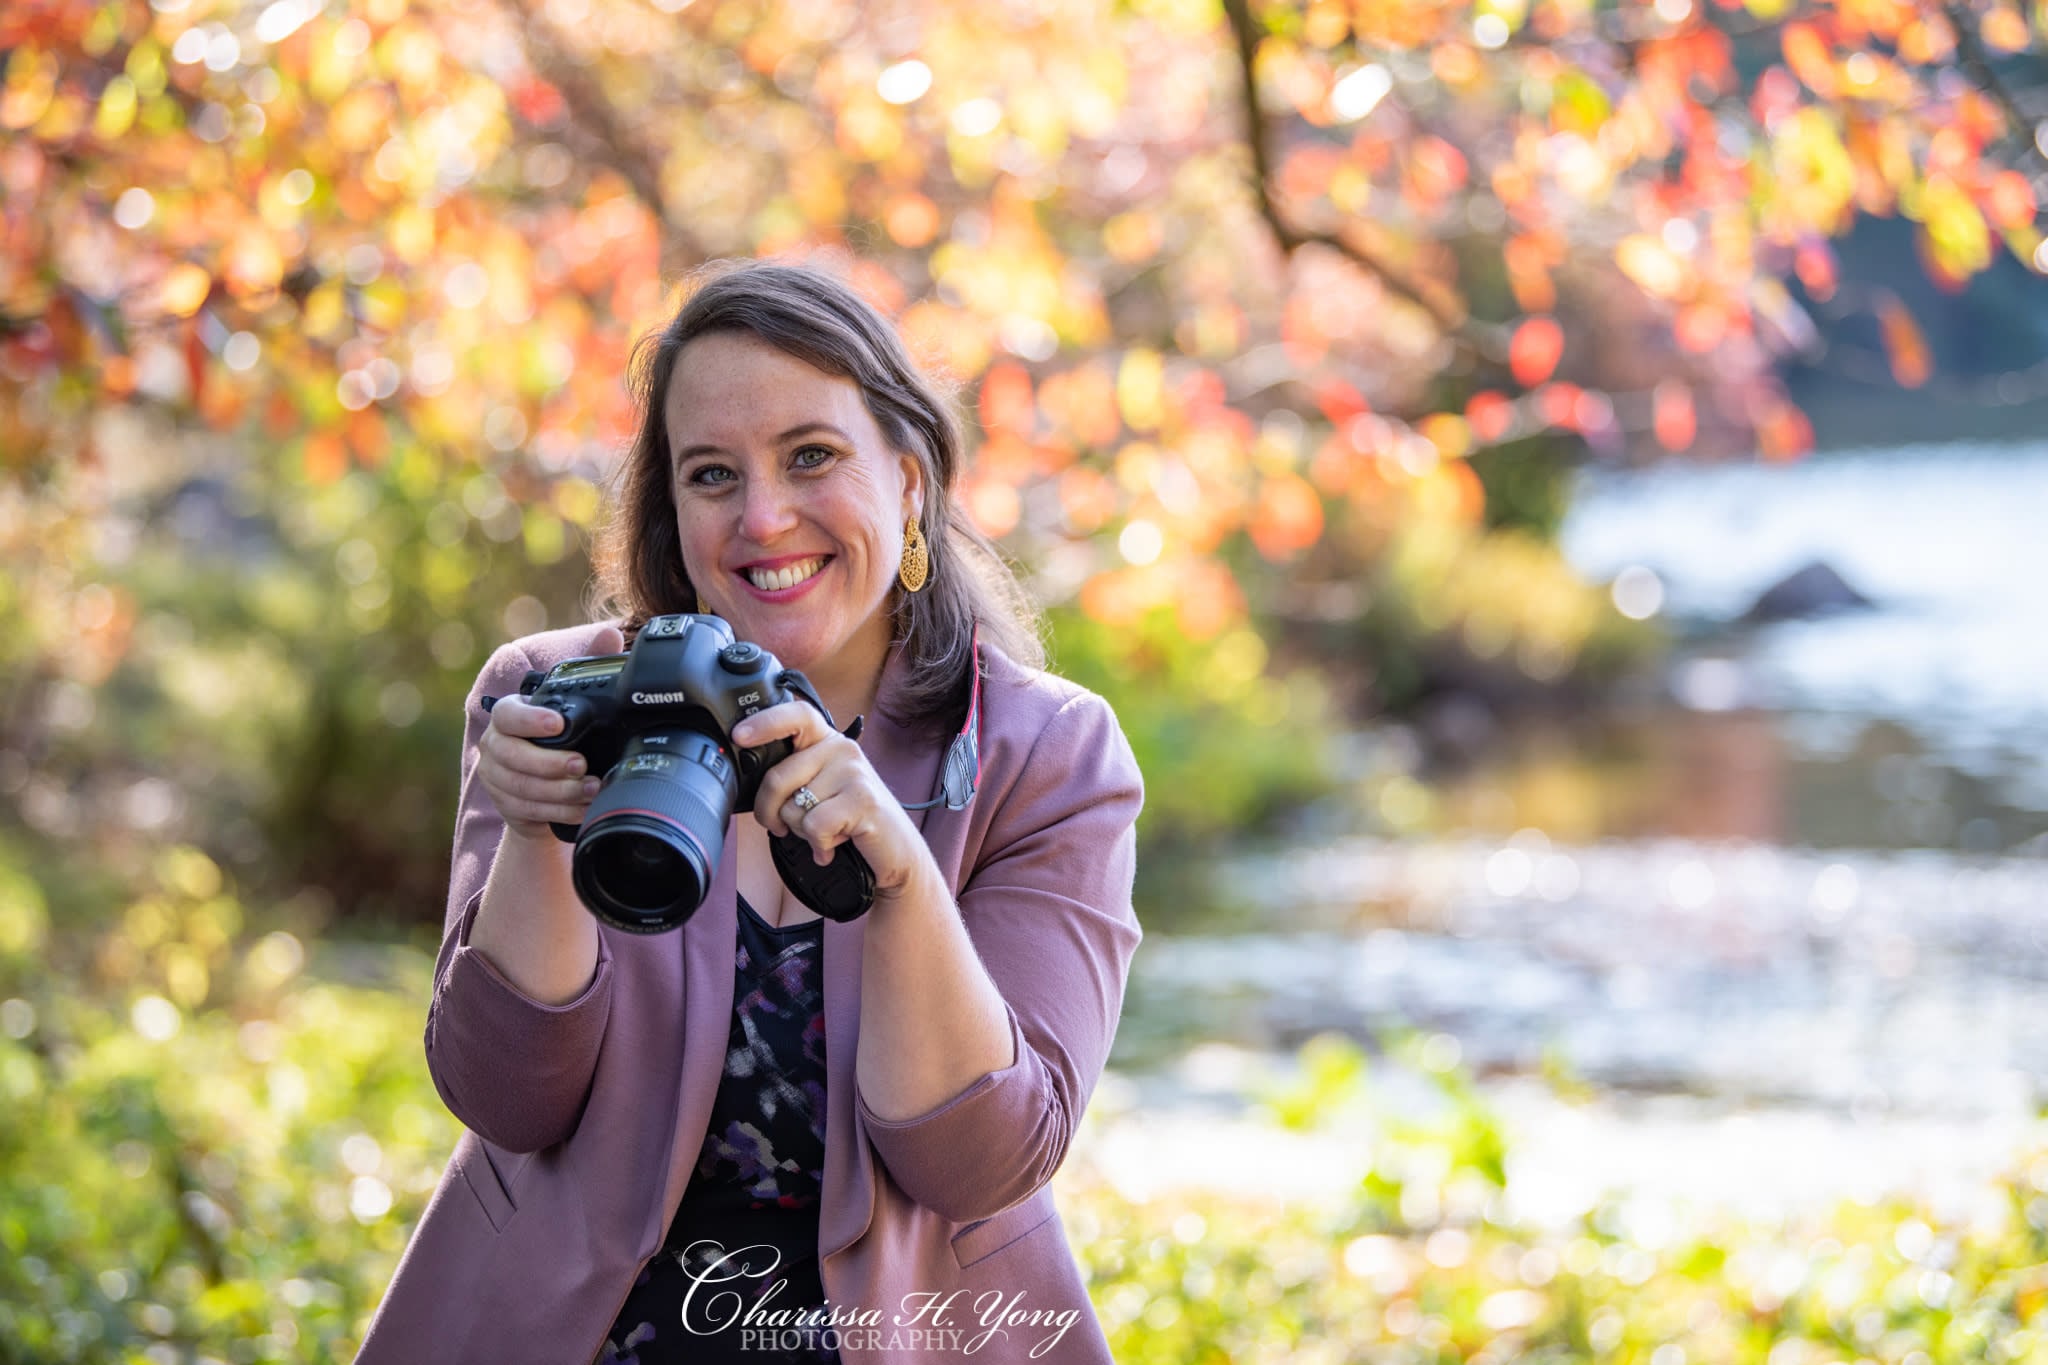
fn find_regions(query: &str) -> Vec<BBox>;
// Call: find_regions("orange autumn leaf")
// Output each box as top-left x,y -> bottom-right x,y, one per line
1674,301 -> 1731,353
1875,292 -> 1932,388
1406,136 -> 1469,203
1278,144 -> 1345,201
1755,401 -> 1816,461
1981,5 -> 2030,50
1170,559 -> 1246,639
962,476 -> 1021,536
1418,411 -> 1471,459
347,408 -> 390,465
1248,473 -> 1324,561
303,431 -> 348,484
884,192 -> 941,248
1653,380 -> 1698,451
1441,457 -> 1486,524
1080,564 -> 1173,628
1781,23 -> 1839,98
978,362 -> 1035,438
1984,169 -> 2036,230
1504,236 -> 1557,313
1309,433 -> 1364,494
157,264 -> 213,318
1058,466 -> 1119,532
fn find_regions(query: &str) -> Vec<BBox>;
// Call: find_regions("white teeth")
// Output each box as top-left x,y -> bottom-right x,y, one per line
746,557 -> 825,592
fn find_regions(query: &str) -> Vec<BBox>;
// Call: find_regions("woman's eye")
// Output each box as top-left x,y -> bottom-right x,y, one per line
684,464 -> 734,486
793,444 -> 835,469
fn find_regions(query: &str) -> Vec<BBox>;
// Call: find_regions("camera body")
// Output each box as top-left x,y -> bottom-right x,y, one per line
511,613 -> 875,933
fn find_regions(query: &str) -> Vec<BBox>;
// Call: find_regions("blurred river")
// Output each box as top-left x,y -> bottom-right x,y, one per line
1082,442 -> 2048,1225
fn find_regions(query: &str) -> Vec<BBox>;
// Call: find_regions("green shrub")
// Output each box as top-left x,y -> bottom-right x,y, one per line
11,846 -> 2045,1364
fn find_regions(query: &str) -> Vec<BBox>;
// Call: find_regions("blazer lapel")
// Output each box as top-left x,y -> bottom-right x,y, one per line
820,645 -> 948,1261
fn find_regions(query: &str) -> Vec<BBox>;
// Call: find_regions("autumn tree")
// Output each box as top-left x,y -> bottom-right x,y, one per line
2,0 -> 2041,900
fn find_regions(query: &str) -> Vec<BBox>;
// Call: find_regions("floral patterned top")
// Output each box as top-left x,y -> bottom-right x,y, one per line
597,895 -> 840,1364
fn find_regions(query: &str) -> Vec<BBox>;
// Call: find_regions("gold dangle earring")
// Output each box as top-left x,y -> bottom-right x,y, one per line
898,515 -> 930,594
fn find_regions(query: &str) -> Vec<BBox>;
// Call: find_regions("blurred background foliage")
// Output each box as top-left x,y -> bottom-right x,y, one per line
6,0 -> 2048,1354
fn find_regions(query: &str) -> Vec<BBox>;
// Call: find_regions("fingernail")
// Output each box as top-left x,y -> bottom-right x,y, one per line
567,757 -> 585,775
582,778 -> 602,796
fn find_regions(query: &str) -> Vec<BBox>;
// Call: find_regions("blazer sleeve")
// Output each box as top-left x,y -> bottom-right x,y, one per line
853,689 -> 1144,1223
422,641 -> 617,1153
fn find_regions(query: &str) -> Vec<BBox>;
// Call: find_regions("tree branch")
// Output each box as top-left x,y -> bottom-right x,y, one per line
500,0 -> 710,273
1941,1 -> 2047,168
1219,0 -> 1503,365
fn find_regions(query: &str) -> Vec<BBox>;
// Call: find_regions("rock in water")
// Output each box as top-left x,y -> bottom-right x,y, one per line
1742,561 -> 1874,622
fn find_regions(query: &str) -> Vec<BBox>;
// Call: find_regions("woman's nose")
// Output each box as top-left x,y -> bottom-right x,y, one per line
738,476 -> 800,542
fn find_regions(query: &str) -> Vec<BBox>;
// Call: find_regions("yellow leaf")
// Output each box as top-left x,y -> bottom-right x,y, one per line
554,478 -> 601,527
1919,177 -> 1992,282
1116,349 -> 1164,433
303,279 -> 346,338
93,75 -> 136,140
391,203 -> 435,264
1771,108 -> 1856,232
223,226 -> 283,301
0,49 -> 57,131
1615,234 -> 1687,299
157,263 -> 213,318
1419,412 -> 1472,459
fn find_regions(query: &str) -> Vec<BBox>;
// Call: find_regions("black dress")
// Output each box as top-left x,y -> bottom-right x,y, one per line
596,895 -> 841,1364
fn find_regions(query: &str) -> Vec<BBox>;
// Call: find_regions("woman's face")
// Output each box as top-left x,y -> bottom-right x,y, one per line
663,331 -> 923,689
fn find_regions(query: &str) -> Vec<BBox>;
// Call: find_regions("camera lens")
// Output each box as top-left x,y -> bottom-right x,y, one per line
570,727 -> 737,933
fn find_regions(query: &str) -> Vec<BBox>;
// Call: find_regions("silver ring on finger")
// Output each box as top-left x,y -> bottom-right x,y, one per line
791,785 -> 821,817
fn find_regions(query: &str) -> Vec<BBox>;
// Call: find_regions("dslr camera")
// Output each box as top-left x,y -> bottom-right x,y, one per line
487,613 -> 876,934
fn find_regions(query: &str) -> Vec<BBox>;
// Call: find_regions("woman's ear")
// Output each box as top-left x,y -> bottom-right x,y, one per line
898,451 -> 926,522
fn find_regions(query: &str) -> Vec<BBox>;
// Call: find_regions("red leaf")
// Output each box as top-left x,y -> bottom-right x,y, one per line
511,78 -> 566,127
1794,241 -> 1838,301
1509,317 -> 1565,387
1653,380 -> 1697,451
1465,389 -> 1515,443
1313,377 -> 1371,425
183,321 -> 208,412
1535,382 -> 1581,428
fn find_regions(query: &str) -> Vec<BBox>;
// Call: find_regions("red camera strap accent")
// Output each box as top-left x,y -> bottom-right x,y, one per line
962,621 -> 983,788
899,622 -> 982,813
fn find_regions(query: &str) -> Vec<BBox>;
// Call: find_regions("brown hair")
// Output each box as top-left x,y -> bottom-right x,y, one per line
587,259 -> 1044,739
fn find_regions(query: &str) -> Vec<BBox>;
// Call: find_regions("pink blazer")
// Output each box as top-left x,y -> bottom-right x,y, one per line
356,620 -> 1144,1363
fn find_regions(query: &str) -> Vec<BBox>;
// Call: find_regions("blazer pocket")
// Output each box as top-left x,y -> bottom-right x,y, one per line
949,1191 -> 1056,1270
456,1137 -> 528,1234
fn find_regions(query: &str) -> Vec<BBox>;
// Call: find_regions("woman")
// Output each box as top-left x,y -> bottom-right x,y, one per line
356,261 -> 1144,1364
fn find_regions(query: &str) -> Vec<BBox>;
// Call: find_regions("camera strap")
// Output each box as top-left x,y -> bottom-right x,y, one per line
898,622 -> 982,813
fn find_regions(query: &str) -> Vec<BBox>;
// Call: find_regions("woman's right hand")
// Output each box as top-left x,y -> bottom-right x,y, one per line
478,627 -> 624,842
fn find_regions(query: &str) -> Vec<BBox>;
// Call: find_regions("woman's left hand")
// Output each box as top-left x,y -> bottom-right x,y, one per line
732,702 -> 930,899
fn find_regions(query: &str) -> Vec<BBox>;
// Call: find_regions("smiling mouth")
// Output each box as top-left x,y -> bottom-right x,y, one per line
742,557 -> 829,592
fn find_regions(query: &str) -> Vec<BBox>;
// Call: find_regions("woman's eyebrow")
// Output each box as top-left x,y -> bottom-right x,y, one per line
674,422 -> 851,463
